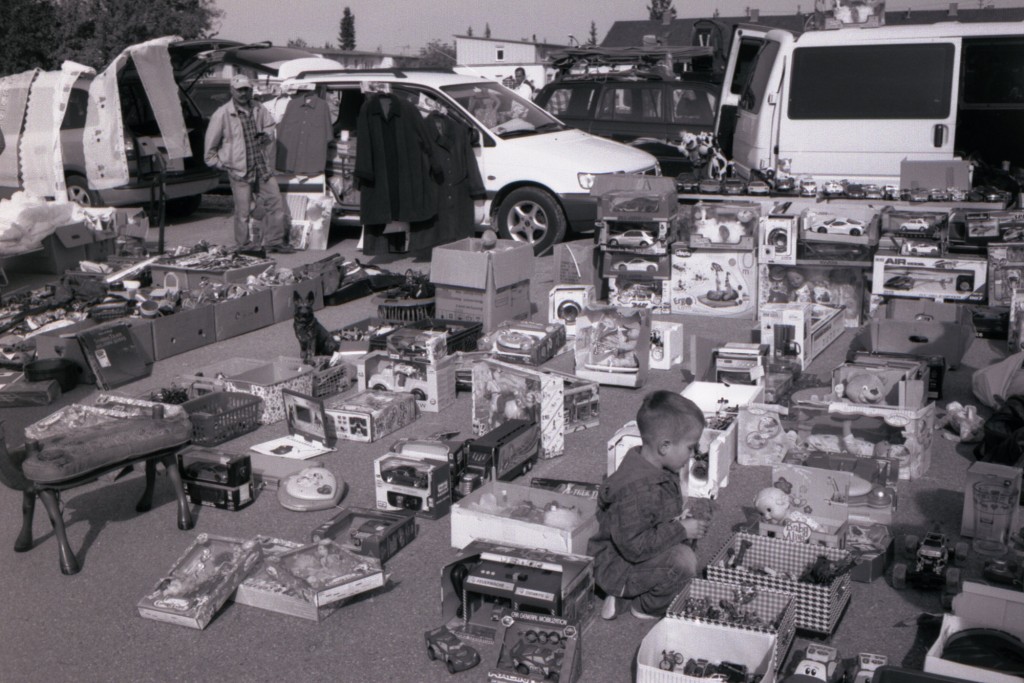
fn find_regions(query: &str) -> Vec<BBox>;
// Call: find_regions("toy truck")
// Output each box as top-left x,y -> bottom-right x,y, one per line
458,420 -> 540,497
891,530 -> 969,608
367,361 -> 429,401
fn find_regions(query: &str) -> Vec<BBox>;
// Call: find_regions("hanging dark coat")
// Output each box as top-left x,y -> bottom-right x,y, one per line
407,112 -> 487,251
354,94 -> 439,229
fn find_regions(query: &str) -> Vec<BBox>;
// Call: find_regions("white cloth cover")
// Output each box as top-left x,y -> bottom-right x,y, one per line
0,70 -> 39,189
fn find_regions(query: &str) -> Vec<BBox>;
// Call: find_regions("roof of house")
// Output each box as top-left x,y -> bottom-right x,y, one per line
453,35 -> 569,50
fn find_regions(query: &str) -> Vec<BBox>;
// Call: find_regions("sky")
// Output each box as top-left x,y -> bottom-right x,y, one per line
212,0 -> 1024,55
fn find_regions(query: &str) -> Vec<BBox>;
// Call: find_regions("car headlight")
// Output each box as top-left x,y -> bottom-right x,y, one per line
577,172 -> 596,190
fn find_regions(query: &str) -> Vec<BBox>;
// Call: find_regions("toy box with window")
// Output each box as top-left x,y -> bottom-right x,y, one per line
592,173 -> 678,223
572,305 -> 651,387
960,461 -> 1022,546
384,325 -> 448,364
670,246 -> 758,319
471,359 -> 563,459
601,251 -> 671,279
988,244 -> 1024,307
548,284 -> 594,339
309,506 -> 418,563
322,389 -> 419,443
388,435 -> 471,502
959,209 -> 1024,246
686,201 -> 760,251
490,611 -> 582,683
758,463 -> 852,549
706,532 -> 852,635
871,249 -> 987,304
760,303 -> 846,369
374,451 -> 451,519
178,446 -> 255,512
650,319 -> 684,370
800,206 -> 880,249
785,451 -> 899,527
879,209 -> 948,239
440,541 -> 595,643
607,274 -> 670,314
450,481 -> 599,554
760,214 -> 798,265
479,319 -> 567,366
760,263 -> 865,327
232,536 -> 386,621
356,351 -> 455,413
738,403 -> 795,467
831,359 -> 929,411
598,217 -> 680,256
848,349 -> 946,401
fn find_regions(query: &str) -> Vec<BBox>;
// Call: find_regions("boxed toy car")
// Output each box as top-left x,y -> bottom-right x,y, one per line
384,325 -> 447,363
322,389 -> 419,443
137,533 -> 263,630
490,611 -> 582,683
925,581 -> 1024,683
440,540 -> 595,643
650,319 -> 684,370
598,217 -> 679,255
592,173 -> 678,222
686,201 -> 760,251
309,506 -> 418,564
356,351 -> 455,413
760,303 -> 846,369
374,451 -> 451,520
480,319 -> 567,366
671,247 -> 758,319
871,249 -> 987,303
178,446 -> 255,512
548,284 -> 594,339
431,236 -> 533,332
706,532 -> 852,635
450,481 -> 599,554
183,356 -> 315,425
572,305 -> 651,388
232,536 -> 386,621
760,214 -> 798,265
988,244 -> 1024,306
606,274 -> 670,314
879,209 -> 949,240
758,463 -> 852,549
800,206 -> 880,248
861,298 -> 976,369
601,251 -> 671,279
760,263 -> 865,327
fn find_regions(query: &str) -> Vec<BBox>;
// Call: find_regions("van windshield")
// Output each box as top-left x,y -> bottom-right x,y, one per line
442,82 -> 566,139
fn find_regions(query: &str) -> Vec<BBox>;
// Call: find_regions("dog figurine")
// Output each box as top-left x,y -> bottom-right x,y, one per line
293,291 -> 339,364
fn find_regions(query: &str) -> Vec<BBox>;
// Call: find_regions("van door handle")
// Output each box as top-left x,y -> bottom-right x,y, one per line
933,124 -> 947,147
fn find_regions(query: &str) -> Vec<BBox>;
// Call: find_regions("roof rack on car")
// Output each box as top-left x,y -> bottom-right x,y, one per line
548,45 -> 714,80
290,66 -> 458,80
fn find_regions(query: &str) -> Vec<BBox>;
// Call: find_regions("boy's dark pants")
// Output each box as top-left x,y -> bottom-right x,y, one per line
607,543 -> 697,616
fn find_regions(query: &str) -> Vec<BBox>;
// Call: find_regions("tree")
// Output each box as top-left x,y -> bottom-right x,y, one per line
648,0 -> 674,21
588,21 -> 598,46
485,23 -> 491,39
338,7 -> 356,51
0,0 -> 60,74
287,38 -> 309,48
415,39 -> 456,68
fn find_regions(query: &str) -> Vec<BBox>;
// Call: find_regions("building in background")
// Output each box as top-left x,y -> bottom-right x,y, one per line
453,35 -> 568,94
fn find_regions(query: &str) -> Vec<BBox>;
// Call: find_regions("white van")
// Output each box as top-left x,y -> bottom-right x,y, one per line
715,20 -> 1024,188
285,69 -> 658,254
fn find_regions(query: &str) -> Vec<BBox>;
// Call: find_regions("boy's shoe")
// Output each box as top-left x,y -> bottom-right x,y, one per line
601,595 -> 618,620
629,604 -> 658,621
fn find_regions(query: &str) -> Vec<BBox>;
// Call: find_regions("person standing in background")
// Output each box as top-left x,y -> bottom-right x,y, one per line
510,67 -> 535,101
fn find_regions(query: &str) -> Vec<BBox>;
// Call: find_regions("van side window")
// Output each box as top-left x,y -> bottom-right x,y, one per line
962,40 -> 1024,105
739,41 -> 780,115
730,38 -> 765,96
789,44 -> 954,119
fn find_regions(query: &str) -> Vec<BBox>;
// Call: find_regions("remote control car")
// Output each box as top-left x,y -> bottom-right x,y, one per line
425,625 -> 481,674
892,531 -> 969,606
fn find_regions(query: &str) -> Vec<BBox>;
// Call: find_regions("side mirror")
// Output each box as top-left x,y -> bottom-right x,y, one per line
469,127 -> 482,148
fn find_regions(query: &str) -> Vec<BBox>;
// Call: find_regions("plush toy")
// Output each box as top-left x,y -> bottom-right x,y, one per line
754,487 -> 822,530
843,372 -> 888,404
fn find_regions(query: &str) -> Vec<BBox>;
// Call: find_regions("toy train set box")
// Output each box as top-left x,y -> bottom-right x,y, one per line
356,351 -> 456,413
871,249 -> 987,304
322,390 -> 419,443
374,451 -> 452,520
489,611 -> 582,683
670,247 -> 758,319
450,480 -> 599,555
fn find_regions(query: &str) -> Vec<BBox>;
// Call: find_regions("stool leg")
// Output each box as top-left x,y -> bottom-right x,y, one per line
161,453 -> 193,531
14,490 -> 35,552
38,489 -> 80,575
136,459 -> 157,513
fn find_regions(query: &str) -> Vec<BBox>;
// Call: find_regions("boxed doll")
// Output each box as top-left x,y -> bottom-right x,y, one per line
573,305 -> 651,388
757,463 -> 852,549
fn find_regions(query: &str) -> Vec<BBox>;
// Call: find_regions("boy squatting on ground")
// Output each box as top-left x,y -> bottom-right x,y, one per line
587,390 -> 709,620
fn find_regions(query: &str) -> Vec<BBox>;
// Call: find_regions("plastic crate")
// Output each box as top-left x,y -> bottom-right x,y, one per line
374,294 -> 435,323
182,392 -> 263,446
311,358 -> 356,399
368,317 -> 483,355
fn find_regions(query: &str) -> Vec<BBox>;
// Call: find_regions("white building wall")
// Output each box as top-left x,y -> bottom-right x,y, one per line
455,38 -> 538,66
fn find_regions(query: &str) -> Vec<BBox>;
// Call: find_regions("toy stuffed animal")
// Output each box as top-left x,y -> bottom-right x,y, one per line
754,487 -> 822,531
843,372 -> 888,404
293,291 -> 339,364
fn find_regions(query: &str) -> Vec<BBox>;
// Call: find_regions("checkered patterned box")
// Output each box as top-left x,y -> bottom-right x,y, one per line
668,578 -> 797,674
705,532 -> 851,635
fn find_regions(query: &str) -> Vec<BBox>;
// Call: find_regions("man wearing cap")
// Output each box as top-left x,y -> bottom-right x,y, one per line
204,74 -> 294,253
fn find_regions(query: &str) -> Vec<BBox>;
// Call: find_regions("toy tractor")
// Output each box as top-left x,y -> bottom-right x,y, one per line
891,531 -> 969,608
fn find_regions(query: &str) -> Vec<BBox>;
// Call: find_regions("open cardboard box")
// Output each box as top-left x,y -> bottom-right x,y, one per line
863,299 -> 976,370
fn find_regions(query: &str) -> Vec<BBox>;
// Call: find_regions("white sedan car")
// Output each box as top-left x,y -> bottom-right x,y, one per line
810,217 -> 865,236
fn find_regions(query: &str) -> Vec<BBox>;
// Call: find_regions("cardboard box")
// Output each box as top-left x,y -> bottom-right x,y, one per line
4,221 -> 92,274
961,461 -> 1022,545
490,611 -> 583,683
150,304 -> 217,361
0,371 -> 60,407
573,305 -> 651,388
322,389 -> 419,443
553,241 -> 601,291
450,481 -> 598,554
430,237 -> 533,332
670,247 -> 758,319
825,399 -> 937,481
357,351 -> 456,413
212,288 -> 275,341
374,451 -> 451,519
831,360 -> 929,410
760,303 -> 846,369
184,357 -> 314,425
759,263 -> 866,328
309,506 -> 419,564
1013,288 -> 1024,353
269,275 -> 325,324
866,299 -> 976,369
149,257 -> 274,290
872,249 -> 987,303
737,403 -> 793,467
925,582 -> 1024,683
137,534 -> 262,630
33,317 -> 155,385
793,452 -> 899,527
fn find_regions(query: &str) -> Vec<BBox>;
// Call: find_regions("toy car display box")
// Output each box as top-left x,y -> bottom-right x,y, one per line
440,540 -> 595,644
871,249 -> 987,304
597,216 -> 680,256
759,462 -> 852,549
480,319 -> 567,366
831,360 -> 929,410
670,246 -> 758,319
232,536 -> 386,621
489,611 -> 582,683
650,319 -> 684,370
988,244 -> 1024,306
309,506 -> 418,564
374,451 -> 451,520
137,533 -> 263,630
637,578 -> 798,683
799,205 -> 880,248
925,582 -> 1024,683
760,214 -> 799,265
430,236 -> 533,333
860,298 -> 977,369
572,305 -> 651,388
450,481 -> 599,555
322,389 -> 419,443
606,274 -> 671,314
592,173 -> 678,223
760,303 -> 846,369
356,351 -> 455,413
549,284 -> 594,339
178,446 -> 255,512
601,250 -> 671,279
879,209 -> 949,240
183,356 -> 315,425
686,201 -> 760,251
706,532 -> 852,635
760,263 -> 866,328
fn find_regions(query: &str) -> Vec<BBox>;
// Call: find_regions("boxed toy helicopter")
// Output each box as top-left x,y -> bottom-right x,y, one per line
670,246 -> 758,319
356,351 -> 455,413
686,201 -> 760,251
871,249 -> 987,304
